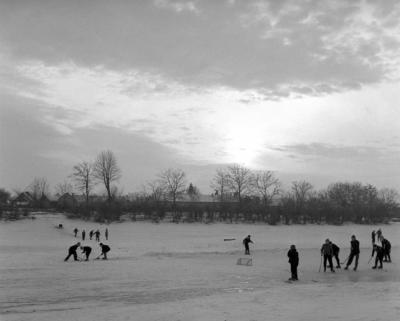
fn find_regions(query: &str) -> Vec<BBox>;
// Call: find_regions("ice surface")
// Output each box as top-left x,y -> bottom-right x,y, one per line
0,214 -> 399,321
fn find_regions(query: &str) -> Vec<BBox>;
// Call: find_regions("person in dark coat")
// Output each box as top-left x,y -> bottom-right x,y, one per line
376,229 -> 383,243
331,242 -> 341,269
81,246 -> 92,261
99,243 -> 110,260
105,228 -> 109,241
243,235 -> 253,255
95,230 -> 100,242
81,229 -> 86,241
287,244 -> 299,281
321,239 -> 335,272
371,230 -> 376,245
73,228 -> 78,237
371,244 -> 384,269
89,230 -> 94,240
344,235 -> 360,271
381,238 -> 391,262
64,242 -> 81,261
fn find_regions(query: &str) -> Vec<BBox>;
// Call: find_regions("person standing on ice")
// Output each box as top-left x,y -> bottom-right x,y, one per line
64,242 -> 81,261
376,229 -> 383,243
287,245 -> 299,281
105,227 -> 109,240
99,243 -> 110,260
89,230 -> 94,240
371,244 -> 384,269
73,227 -> 78,237
321,239 -> 335,273
344,235 -> 360,271
95,229 -> 100,242
381,238 -> 391,262
371,230 -> 376,245
81,245 -> 92,261
82,229 -> 86,241
330,242 -> 341,269
243,235 -> 253,255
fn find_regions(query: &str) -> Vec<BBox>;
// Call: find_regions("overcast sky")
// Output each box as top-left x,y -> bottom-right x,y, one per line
1,0 -> 399,195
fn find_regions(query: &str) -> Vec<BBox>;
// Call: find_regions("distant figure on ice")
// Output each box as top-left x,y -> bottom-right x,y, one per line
81,245 -> 92,261
371,244 -> 384,269
82,229 -> 86,241
331,242 -> 341,269
99,243 -> 110,260
58,224 -> 63,229
344,235 -> 360,271
243,235 -> 253,255
95,230 -> 100,242
371,230 -> 376,245
105,228 -> 109,240
321,239 -> 335,273
64,242 -> 81,261
376,229 -> 383,243
287,245 -> 299,281
73,228 -> 78,237
89,230 -> 94,240
382,238 -> 391,262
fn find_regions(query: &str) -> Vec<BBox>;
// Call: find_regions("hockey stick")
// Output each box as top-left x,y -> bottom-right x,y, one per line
318,255 -> 323,273
340,255 -> 350,265
367,256 -> 373,264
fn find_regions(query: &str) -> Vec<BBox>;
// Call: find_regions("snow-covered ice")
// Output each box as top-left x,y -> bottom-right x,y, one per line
1,214 -> 399,321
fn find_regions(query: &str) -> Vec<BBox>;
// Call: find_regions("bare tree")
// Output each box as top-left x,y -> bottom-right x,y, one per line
158,168 -> 187,206
187,183 -> 200,201
72,161 -> 95,205
146,179 -> 165,202
29,177 -> 49,201
226,164 -> 252,202
291,180 -> 313,222
55,180 -> 73,197
252,170 -> 281,206
210,168 -> 229,202
93,150 -> 122,201
379,188 -> 399,210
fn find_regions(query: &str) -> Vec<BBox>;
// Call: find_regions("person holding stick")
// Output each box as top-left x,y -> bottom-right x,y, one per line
287,244 -> 299,281
344,235 -> 360,271
321,239 -> 335,273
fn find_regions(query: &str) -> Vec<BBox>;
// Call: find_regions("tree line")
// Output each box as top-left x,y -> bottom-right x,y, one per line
0,150 -> 399,224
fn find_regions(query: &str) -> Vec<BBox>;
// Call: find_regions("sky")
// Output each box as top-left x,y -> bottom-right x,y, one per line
0,0 -> 399,195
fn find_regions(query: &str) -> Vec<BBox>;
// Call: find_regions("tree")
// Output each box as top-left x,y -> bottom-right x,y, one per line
187,183 -> 200,201
252,170 -> 280,206
0,188 -> 11,204
29,177 -> 49,201
158,168 -> 187,206
210,169 -> 229,202
146,180 -> 165,202
55,180 -> 73,197
93,150 -> 121,201
72,162 -> 95,205
226,164 -> 252,202
291,180 -> 313,223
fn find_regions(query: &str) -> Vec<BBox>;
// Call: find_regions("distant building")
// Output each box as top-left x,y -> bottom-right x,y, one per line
12,192 -> 34,207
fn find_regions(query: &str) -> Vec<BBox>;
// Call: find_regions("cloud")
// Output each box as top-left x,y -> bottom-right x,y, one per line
1,0 -> 399,98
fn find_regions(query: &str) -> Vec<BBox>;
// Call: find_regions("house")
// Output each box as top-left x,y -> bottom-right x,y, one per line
12,192 -> 34,207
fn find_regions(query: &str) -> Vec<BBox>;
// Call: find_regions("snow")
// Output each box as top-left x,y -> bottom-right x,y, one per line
1,214 -> 399,321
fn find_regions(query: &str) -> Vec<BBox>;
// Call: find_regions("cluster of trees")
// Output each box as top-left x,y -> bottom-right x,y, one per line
1,151 -> 399,224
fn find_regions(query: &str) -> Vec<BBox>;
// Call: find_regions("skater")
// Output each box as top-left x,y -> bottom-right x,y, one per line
287,244 -> 299,281
371,230 -> 376,245
376,229 -> 383,243
73,227 -> 78,237
382,238 -> 391,262
82,229 -> 86,241
81,245 -> 92,261
331,242 -> 341,268
58,223 -> 63,229
371,244 -> 384,269
243,235 -> 253,255
64,242 -> 81,261
89,230 -> 94,240
99,243 -> 110,260
105,227 -> 109,241
344,235 -> 360,271
321,239 -> 335,272
95,229 -> 100,242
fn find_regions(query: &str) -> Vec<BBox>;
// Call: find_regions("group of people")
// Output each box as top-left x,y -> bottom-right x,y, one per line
73,227 -> 109,242
243,230 -> 392,282
64,242 -> 111,261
